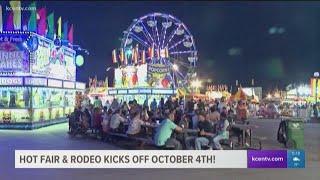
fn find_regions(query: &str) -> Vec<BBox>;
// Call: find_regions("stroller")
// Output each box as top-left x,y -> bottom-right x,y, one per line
277,119 -> 288,147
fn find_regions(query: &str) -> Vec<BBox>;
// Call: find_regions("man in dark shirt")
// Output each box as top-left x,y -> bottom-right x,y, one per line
195,112 -> 214,150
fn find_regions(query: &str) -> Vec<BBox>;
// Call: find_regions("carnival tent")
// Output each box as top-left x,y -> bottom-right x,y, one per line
233,88 -> 247,101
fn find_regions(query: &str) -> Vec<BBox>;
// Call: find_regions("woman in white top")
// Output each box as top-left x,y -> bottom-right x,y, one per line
126,110 -> 146,136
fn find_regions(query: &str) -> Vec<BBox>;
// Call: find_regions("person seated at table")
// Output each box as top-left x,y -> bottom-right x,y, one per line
194,112 -> 215,150
178,114 -> 190,129
174,106 -> 183,125
109,109 -> 127,133
206,106 -> 220,124
126,109 -> 147,137
140,107 -> 149,122
68,106 -> 82,133
154,109 -> 183,150
151,108 -> 164,123
212,112 -> 230,150
101,108 -> 113,133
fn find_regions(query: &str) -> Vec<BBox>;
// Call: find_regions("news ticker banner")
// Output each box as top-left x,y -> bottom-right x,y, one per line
15,150 -> 305,169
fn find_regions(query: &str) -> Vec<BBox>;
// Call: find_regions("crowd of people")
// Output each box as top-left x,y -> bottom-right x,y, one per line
69,95 -> 254,150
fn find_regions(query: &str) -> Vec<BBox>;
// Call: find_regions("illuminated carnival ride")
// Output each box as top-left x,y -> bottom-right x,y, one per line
107,12 -> 198,104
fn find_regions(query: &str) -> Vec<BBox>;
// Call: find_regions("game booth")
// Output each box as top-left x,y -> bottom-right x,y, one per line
106,13 -> 198,105
0,31 -> 86,129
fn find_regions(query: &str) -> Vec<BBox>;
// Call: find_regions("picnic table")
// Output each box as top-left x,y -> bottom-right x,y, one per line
231,123 -> 258,147
182,128 -> 199,134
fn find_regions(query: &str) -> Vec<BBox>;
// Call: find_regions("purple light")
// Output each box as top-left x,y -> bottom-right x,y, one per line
139,21 -> 155,46
154,16 -> 160,47
166,25 -> 180,47
170,50 -> 196,55
129,33 -> 149,48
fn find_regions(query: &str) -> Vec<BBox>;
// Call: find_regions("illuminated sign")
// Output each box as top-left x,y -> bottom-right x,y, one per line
48,79 -> 62,88
0,50 -> 26,70
63,81 -> 75,89
147,64 -> 172,89
75,82 -> 86,90
0,33 -> 30,43
128,89 -> 139,94
108,90 -> 117,95
147,64 -> 170,73
64,50 -> 76,81
32,36 -> 51,75
139,89 -> 152,94
114,64 -> 148,88
0,77 -> 23,85
117,89 -> 128,94
152,89 -> 174,94
0,33 -> 30,74
32,34 -> 76,81
24,77 -> 47,86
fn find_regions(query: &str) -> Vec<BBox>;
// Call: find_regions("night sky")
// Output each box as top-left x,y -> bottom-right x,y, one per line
3,1 -> 320,91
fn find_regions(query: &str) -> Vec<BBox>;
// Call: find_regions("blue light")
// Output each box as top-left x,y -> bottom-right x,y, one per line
126,49 -> 132,55
26,36 -> 39,52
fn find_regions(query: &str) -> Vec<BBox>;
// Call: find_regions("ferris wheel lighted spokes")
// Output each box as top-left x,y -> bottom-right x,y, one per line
121,12 -> 198,87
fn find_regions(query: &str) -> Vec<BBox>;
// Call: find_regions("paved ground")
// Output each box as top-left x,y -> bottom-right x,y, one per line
0,119 -> 319,180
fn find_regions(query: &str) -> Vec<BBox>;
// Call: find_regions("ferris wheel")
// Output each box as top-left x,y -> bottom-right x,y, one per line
120,12 -> 198,88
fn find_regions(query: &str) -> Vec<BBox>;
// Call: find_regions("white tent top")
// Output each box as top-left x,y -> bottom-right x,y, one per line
242,88 -> 256,97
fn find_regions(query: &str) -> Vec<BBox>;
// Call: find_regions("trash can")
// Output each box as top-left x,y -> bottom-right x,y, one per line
286,118 -> 304,149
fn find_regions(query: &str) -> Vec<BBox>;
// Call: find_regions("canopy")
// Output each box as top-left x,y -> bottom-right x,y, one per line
233,88 -> 247,101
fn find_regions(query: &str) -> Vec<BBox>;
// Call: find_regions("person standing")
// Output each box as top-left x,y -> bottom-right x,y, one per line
93,107 -> 103,138
159,98 -> 165,112
104,100 -> 111,111
313,104 -> 318,119
110,98 -> 120,112
150,98 -> 158,112
192,110 -> 200,129
93,96 -> 102,109
143,99 -> 149,111
218,97 -> 227,113
198,99 -> 205,112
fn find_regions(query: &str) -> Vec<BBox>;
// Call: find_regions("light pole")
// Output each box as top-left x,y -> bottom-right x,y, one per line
251,78 -> 255,100
314,72 -> 319,105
